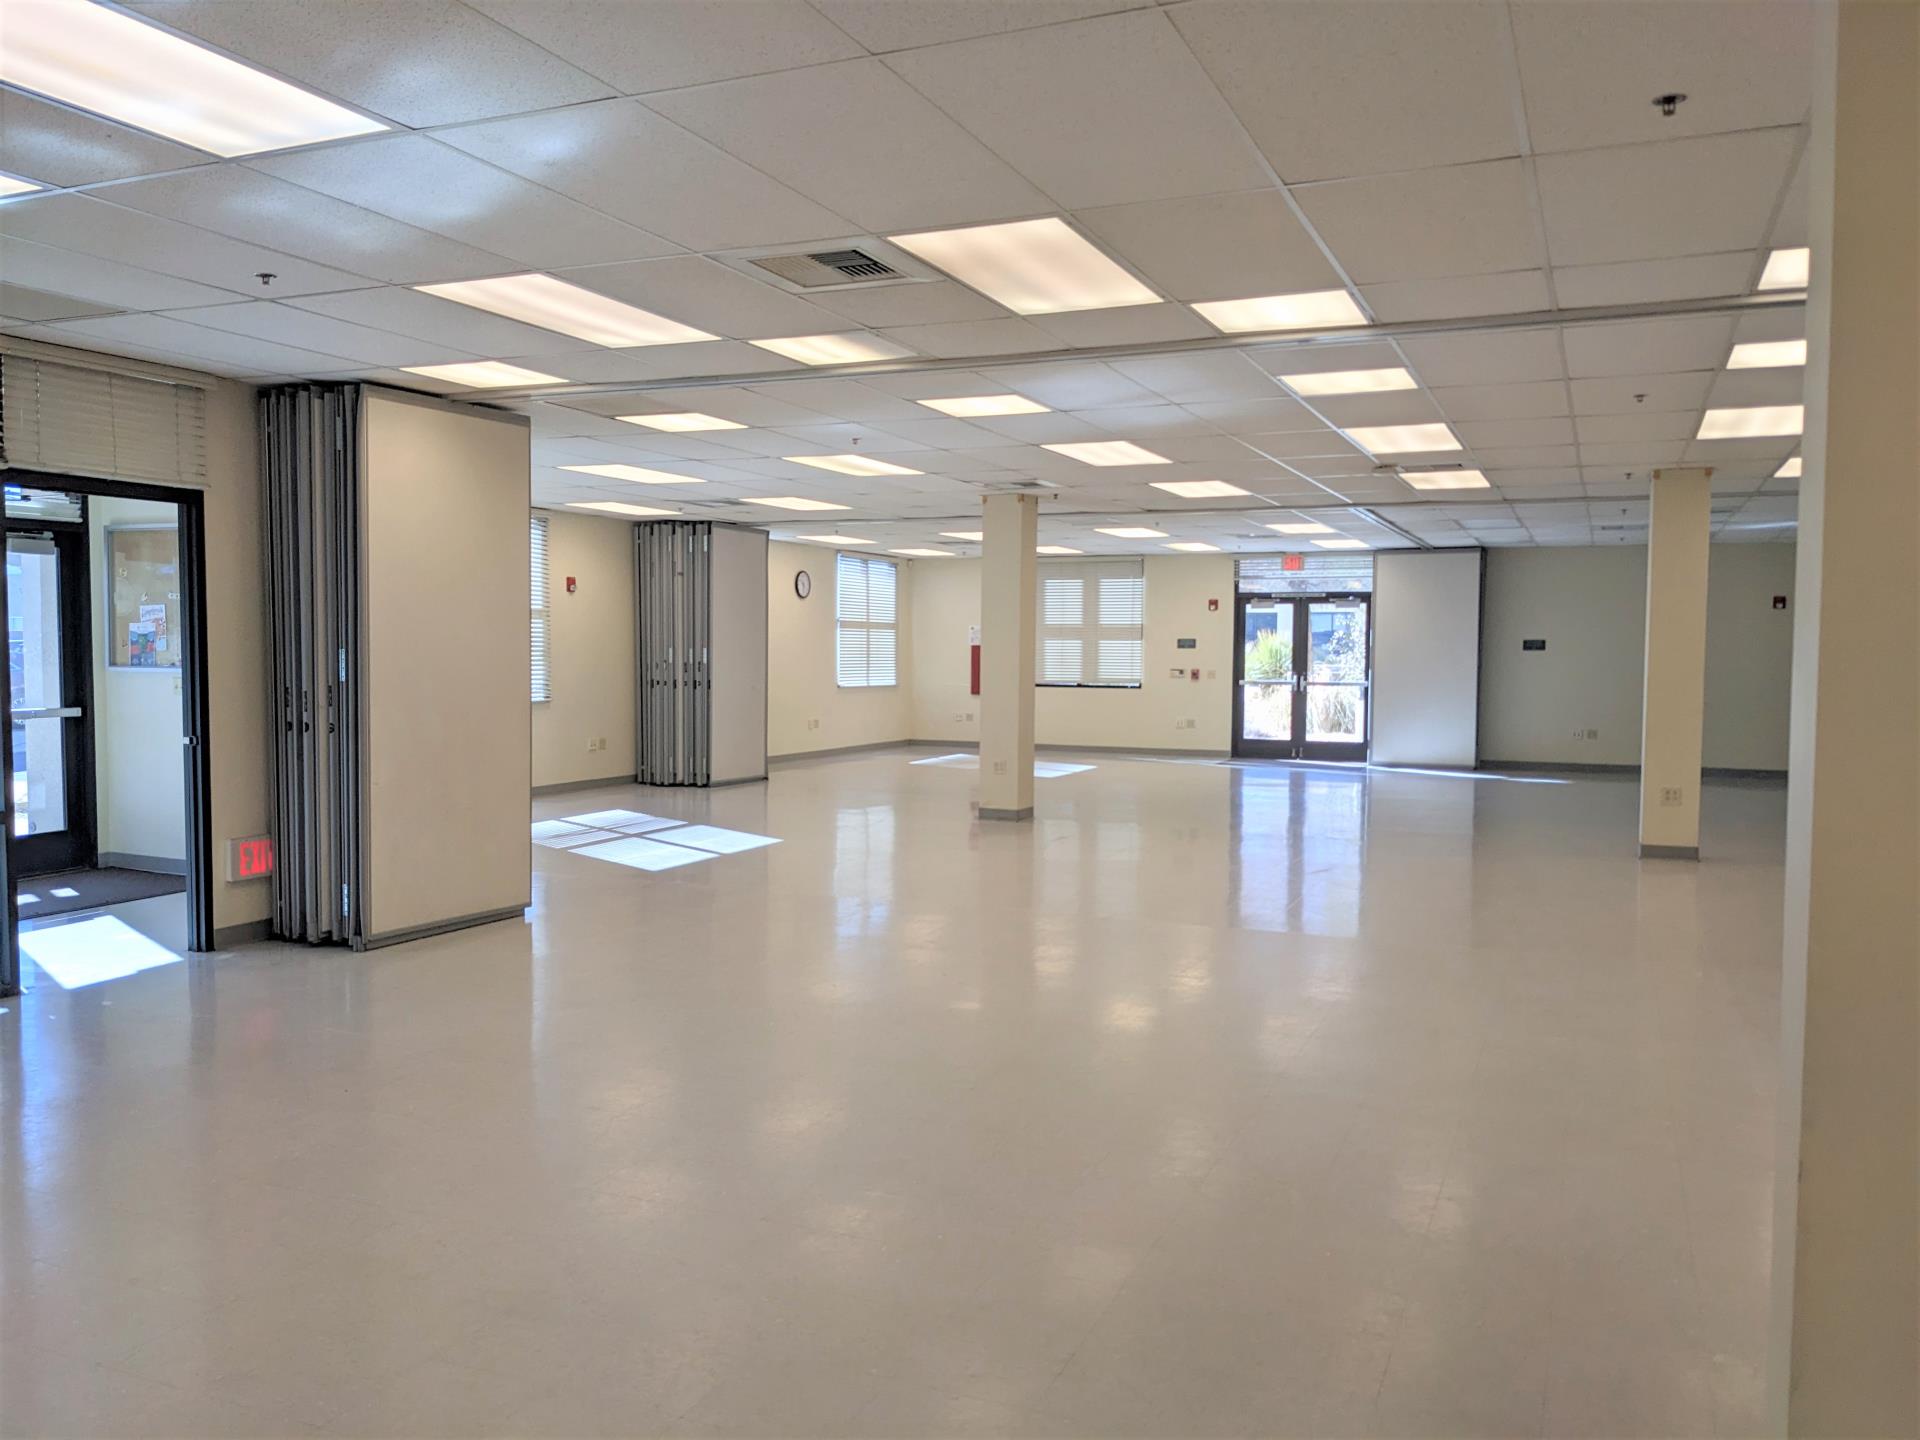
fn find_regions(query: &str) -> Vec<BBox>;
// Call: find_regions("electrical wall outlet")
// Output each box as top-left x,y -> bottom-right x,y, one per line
1586,728 -> 1599,740
808,717 -> 821,731
1661,786 -> 1683,807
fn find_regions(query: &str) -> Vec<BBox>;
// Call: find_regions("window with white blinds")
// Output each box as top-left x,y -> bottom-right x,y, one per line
835,553 -> 898,688
0,354 -> 207,484
1037,559 -> 1145,687
530,514 -> 551,703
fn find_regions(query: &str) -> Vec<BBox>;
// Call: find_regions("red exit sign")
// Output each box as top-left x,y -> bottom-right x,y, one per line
228,835 -> 275,882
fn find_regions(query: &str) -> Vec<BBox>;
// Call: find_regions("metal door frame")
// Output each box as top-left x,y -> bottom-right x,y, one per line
1232,590 -> 1374,762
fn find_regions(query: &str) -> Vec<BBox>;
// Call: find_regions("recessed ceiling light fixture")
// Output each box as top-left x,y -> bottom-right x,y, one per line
1265,520 -> 1336,535
418,274 -> 715,347
890,548 -> 954,558
1149,480 -> 1250,498
1279,366 -> 1417,396
917,394 -> 1051,418
0,171 -> 46,198
890,217 -> 1160,315
1696,405 -> 1804,439
1400,468 -> 1490,491
784,454 -> 923,477
1096,526 -> 1169,539
619,412 -> 745,432
1727,339 -> 1808,369
795,534 -> 874,545
1043,441 -> 1170,466
401,360 -> 564,389
1036,545 -> 1084,555
743,497 -> 850,512
0,0 -> 389,156
1313,537 -> 1370,550
1164,541 -> 1221,553
1192,289 -> 1368,334
1344,422 -> 1462,454
1775,456 -> 1803,478
570,501 -> 679,517
1758,247 -> 1810,291
560,464 -> 704,485
940,531 -> 984,541
749,332 -> 913,366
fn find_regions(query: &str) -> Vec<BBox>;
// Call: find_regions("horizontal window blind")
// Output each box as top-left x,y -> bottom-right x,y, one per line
1037,558 -> 1144,687
0,355 -> 207,484
835,552 -> 897,687
530,514 -> 551,703
1237,553 -> 1374,594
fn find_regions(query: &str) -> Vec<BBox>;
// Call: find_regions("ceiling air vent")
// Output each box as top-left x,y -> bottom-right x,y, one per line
750,248 -> 904,289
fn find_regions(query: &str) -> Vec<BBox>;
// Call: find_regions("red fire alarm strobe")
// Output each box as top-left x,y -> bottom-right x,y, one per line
1207,597 -> 1219,611
566,576 -> 577,593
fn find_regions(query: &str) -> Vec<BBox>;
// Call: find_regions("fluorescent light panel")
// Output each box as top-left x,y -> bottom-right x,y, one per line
1345,422 -> 1461,454
743,497 -> 849,512
796,534 -> 873,545
402,360 -> 563,388
940,531 -> 983,541
570,501 -> 678,517
749,333 -> 913,366
1149,480 -> 1250,498
620,412 -> 744,432
1043,441 -> 1170,467
1775,457 -> 1803,478
784,454 -> 922,477
1036,545 -> 1083,555
417,274 -> 715,348
560,464 -> 704,485
1266,521 -> 1335,535
1164,541 -> 1220,552
1096,526 -> 1168,539
1193,289 -> 1368,335
1280,366 -> 1416,396
1696,405 -> 1804,439
1758,247 -> 1810,291
0,172 -> 45,198
890,217 -> 1160,315
917,394 -> 1049,418
0,0 -> 388,156
890,548 -> 953,557
1313,537 -> 1370,549
1400,469 -> 1490,491
1727,339 -> 1807,369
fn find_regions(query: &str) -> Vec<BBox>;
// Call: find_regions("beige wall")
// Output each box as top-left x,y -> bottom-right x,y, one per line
531,509 -> 636,789
767,541 -> 912,758
910,553 -> 1236,753
1481,543 -> 1796,771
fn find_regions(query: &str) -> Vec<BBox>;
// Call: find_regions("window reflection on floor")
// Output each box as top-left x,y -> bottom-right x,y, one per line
533,812 -> 780,873
19,914 -> 184,990
911,753 -> 1095,777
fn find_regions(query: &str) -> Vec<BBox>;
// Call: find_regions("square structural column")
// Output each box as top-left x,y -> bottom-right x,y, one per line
978,493 -> 1038,820
1770,4 -> 1919,1435
1637,465 -> 1711,859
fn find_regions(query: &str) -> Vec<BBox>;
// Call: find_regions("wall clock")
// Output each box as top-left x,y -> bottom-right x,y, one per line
794,570 -> 812,599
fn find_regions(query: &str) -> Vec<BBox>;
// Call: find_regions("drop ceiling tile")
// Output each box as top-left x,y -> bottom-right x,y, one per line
1072,405 -> 1221,438
1770,146 -> 1810,250
868,417 -> 1010,450
1574,412 -> 1700,444
1028,304 -> 1214,348
1551,252 -> 1758,308
1150,434 -> 1266,464
1562,315 -> 1734,377
283,286 -> 586,356
468,0 -> 866,93
644,60 -> 1053,232
158,301 -> 475,368
1510,1 -> 1813,154
1535,129 -> 1801,266
969,413 -> 1116,444
1360,270 -> 1553,324
1706,371 -> 1807,409
1577,441 -> 1686,465
121,0 -> 615,127
1185,398 -> 1330,436
101,168 -> 512,286
886,10 -> 1269,209
0,90 -> 208,187
1472,444 -> 1579,468
0,284 -> 120,324
1568,371 -> 1715,415
807,281 -> 1010,329
738,379 -> 934,423
1483,467 -> 1584,488
1074,190 -> 1338,302
534,341 -> 801,383
42,311 -> 359,374
1731,306 -> 1809,345
1455,417 -> 1574,449
1246,341 -> 1407,378
0,236 -> 239,311
437,100 -> 854,252
976,362 -> 1160,410
250,135 -> 676,270
1109,351 -> 1280,404
1294,160 -> 1539,283
1311,393 -> 1446,429
554,256 -> 849,340
877,318 -> 1059,358
1431,382 -> 1569,421
1399,329 -> 1565,386
0,194 -> 375,297
1170,0 -> 1520,182
1232,430 -> 1362,462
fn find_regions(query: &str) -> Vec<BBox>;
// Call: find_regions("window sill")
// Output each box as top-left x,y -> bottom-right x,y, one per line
1037,683 -> 1142,690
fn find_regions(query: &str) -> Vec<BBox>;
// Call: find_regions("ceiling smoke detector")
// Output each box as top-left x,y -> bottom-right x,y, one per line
1652,92 -> 1687,117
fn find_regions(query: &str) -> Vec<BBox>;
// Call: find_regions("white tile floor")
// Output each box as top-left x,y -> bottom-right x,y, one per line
0,752 -> 1783,1437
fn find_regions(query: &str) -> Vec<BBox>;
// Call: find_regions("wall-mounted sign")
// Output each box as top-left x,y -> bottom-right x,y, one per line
228,834 -> 275,882
1176,637 -> 1197,649
1522,638 -> 1547,652
1281,554 -> 1305,571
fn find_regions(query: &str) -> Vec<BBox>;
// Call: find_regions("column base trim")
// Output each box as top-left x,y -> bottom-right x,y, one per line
978,806 -> 1034,821
1639,843 -> 1700,860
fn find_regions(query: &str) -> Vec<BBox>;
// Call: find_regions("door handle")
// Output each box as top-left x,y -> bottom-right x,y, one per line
11,706 -> 82,721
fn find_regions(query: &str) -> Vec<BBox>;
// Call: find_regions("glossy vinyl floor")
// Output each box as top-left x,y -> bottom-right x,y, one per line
1,752 -> 1784,1438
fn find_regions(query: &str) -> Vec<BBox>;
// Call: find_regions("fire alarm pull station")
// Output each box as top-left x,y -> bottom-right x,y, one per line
566,576 -> 577,594
1189,668 -> 1200,682
1207,598 -> 1219,612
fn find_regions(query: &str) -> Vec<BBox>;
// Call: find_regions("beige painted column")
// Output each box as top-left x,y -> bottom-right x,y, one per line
1637,466 -> 1711,859
977,492 -> 1037,820
1769,3 -> 1919,1436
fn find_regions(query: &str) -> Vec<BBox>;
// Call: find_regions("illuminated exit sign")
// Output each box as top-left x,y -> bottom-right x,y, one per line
228,835 -> 275,882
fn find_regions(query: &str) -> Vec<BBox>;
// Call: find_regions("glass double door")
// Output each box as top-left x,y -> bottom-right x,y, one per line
1234,593 -> 1371,760
7,526 -> 95,874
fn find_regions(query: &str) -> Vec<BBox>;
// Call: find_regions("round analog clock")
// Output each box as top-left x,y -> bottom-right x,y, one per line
794,570 -> 812,599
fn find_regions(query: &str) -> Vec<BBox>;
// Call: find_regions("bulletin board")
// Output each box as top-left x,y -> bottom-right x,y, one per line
106,525 -> 182,669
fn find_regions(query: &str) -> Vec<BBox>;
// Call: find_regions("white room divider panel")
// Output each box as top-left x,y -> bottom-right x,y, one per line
1371,549 -> 1485,768
706,525 -> 768,785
